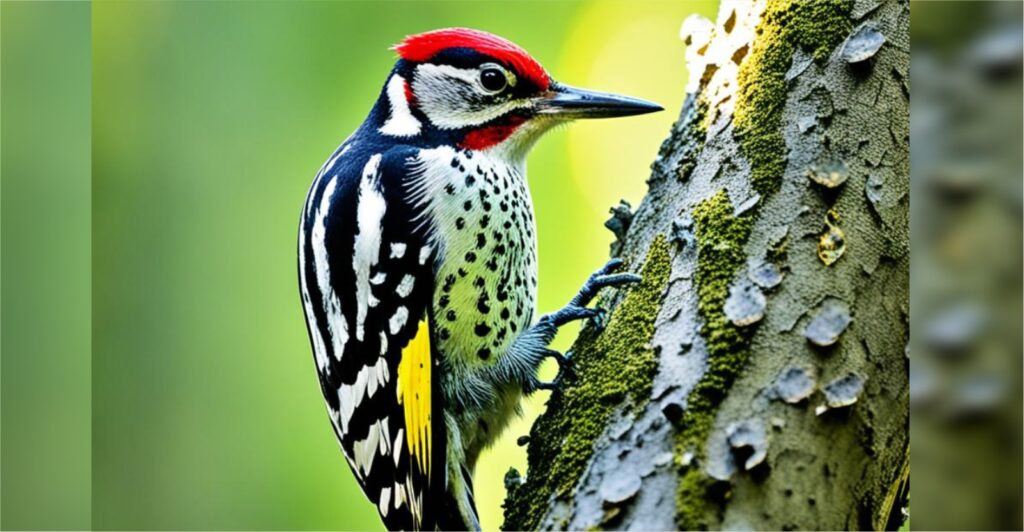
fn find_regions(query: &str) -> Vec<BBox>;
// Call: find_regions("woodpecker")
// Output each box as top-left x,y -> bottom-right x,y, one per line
298,28 -> 661,531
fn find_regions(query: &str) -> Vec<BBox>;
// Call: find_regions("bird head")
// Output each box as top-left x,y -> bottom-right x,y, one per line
376,28 -> 662,158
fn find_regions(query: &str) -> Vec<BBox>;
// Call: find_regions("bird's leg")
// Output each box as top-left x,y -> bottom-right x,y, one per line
510,259 -> 642,393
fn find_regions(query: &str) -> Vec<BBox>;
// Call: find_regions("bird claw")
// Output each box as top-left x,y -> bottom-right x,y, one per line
545,259 -> 642,328
531,349 -> 572,392
523,260 -> 641,393
540,304 -> 599,327
578,258 -> 642,303
589,307 -> 609,332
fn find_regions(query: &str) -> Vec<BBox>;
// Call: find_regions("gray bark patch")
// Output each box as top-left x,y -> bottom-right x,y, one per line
804,298 -> 852,347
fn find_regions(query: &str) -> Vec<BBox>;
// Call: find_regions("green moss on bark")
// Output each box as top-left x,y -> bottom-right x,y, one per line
674,190 -> 755,529
676,98 -> 711,181
734,0 -> 854,195
502,236 -> 672,530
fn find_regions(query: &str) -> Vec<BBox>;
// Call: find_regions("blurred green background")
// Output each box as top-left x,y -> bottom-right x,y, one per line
5,1 -> 713,530
2,2 -> 92,530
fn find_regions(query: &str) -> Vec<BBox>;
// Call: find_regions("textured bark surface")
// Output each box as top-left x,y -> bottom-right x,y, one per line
503,0 -> 909,529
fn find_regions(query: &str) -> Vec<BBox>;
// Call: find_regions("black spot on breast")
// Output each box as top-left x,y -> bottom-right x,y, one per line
445,183 -> 456,195
510,321 -> 518,333
463,200 -> 472,211
477,347 -> 491,360
438,294 -> 450,308
476,233 -> 487,249
474,322 -> 491,336
497,290 -> 508,302
443,274 -> 456,292
465,251 -> 477,263
495,244 -> 506,255
466,174 -> 476,187
500,308 -> 510,320
480,215 -> 490,228
458,268 -> 468,277
485,257 -> 498,272
473,276 -> 485,288
482,201 -> 492,211
450,158 -> 459,168
456,217 -> 466,230
503,221 -> 512,229
477,294 -> 490,314
500,201 -> 508,212
493,231 -> 503,242
446,309 -> 457,322
439,328 -> 450,340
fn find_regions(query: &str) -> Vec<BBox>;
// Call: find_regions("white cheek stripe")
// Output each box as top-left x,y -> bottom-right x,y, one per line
353,154 -> 386,341
379,74 -> 421,137
413,63 -> 532,130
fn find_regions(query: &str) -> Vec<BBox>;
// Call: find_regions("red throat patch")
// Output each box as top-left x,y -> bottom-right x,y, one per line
394,28 -> 550,90
458,115 -> 528,151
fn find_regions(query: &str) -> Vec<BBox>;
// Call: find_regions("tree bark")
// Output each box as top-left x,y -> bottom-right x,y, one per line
503,0 -> 909,530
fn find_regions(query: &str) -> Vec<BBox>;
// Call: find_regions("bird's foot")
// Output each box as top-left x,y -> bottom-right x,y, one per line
529,349 -> 572,392
541,258 -> 641,329
523,259 -> 641,393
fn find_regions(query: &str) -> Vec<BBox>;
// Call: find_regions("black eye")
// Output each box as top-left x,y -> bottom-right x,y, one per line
480,67 -> 508,93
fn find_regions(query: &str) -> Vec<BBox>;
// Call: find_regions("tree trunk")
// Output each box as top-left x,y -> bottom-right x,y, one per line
503,0 -> 909,530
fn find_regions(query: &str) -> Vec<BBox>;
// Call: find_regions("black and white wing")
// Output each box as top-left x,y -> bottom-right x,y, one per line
298,144 -> 446,530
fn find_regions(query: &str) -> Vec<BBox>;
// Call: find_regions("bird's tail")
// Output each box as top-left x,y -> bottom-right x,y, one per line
438,464 -> 480,531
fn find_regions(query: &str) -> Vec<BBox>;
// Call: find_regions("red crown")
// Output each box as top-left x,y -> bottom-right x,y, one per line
394,28 -> 550,90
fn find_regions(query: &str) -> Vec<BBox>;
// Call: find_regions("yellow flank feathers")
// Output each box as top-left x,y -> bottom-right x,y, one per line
397,319 -> 432,479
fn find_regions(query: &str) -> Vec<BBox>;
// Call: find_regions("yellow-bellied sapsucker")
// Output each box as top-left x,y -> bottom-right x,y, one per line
297,28 -> 660,530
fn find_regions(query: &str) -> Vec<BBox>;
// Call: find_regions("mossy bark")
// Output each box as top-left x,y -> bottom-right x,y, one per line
503,0 -> 909,530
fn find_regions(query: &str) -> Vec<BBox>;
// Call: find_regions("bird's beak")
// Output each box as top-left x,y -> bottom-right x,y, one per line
534,81 -> 663,119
